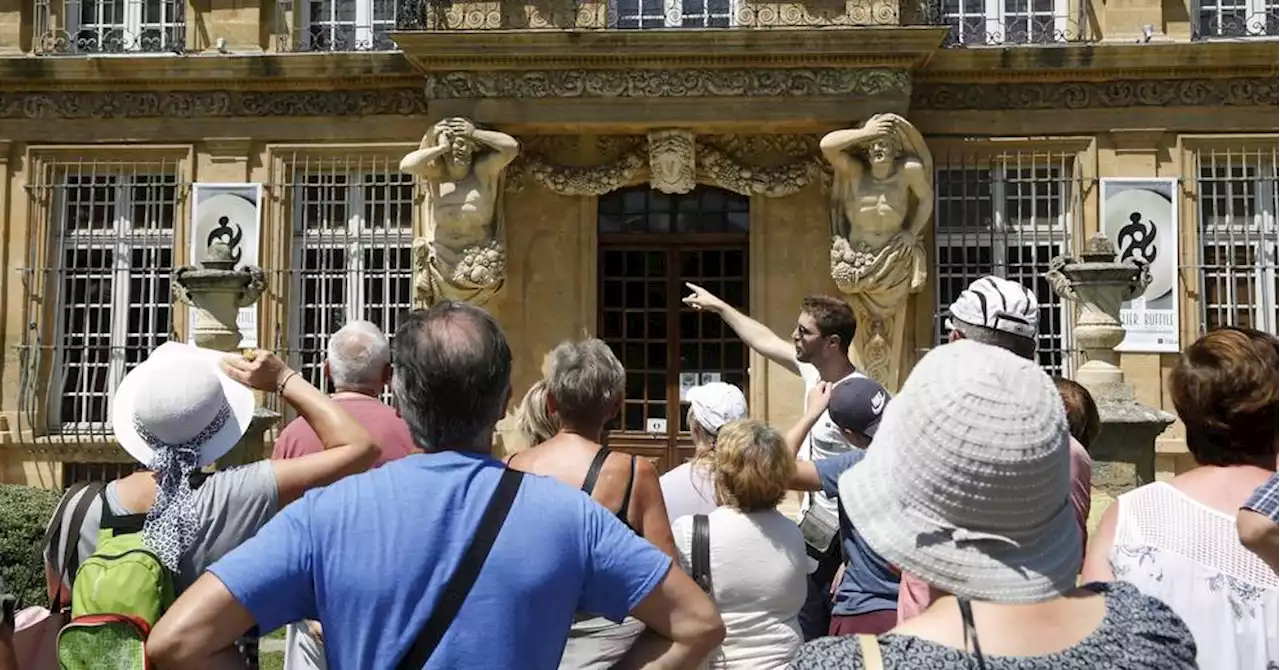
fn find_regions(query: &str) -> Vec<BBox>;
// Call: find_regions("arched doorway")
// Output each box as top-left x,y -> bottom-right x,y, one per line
597,184 -> 750,473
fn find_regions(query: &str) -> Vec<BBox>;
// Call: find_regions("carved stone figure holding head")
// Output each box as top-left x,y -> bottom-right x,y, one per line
821,113 -> 934,389
400,116 -> 520,308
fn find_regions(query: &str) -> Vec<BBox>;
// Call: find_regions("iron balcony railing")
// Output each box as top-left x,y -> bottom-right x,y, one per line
34,0 -> 186,54
391,0 -> 1094,45
1191,7 -> 1279,39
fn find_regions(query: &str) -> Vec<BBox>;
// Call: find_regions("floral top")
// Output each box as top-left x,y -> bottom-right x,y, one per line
1111,482 -> 1277,670
789,582 -> 1197,669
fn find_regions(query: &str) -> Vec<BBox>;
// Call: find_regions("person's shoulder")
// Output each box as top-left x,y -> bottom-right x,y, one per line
792,635 -> 865,669
798,361 -> 820,384
1091,581 -> 1197,652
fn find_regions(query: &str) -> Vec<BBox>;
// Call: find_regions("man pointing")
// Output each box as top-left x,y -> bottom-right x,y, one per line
683,283 -> 866,640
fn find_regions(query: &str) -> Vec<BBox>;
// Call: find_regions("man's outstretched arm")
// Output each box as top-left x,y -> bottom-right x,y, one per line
682,282 -> 799,376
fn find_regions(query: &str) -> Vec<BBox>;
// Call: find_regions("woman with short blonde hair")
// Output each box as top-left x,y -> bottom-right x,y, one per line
673,419 -> 811,669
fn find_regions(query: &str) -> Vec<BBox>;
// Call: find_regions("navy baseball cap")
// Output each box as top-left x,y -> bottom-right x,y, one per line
828,376 -> 890,437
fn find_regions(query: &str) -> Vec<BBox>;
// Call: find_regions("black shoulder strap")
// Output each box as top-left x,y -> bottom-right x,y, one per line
692,514 -> 712,594
395,468 -> 524,670
53,481 -> 106,609
581,447 -> 611,495
616,455 -> 637,523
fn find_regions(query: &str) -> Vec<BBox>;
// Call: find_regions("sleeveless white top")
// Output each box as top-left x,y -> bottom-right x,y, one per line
1110,482 -> 1278,670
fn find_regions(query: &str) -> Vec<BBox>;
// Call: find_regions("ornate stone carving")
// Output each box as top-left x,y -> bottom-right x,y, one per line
648,130 -> 697,195
400,117 -> 520,307
0,89 -> 429,119
173,241 -> 266,351
912,77 -> 1278,110
1044,233 -> 1174,496
822,114 -> 934,391
697,143 -> 826,198
511,134 -> 828,198
514,146 -> 647,196
1044,233 -> 1151,388
424,68 -> 911,99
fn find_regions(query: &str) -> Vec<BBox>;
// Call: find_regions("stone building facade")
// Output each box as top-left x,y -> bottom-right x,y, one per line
0,0 -> 1276,488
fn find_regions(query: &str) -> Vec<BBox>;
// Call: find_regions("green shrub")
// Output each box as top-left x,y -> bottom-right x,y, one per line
0,484 -> 61,608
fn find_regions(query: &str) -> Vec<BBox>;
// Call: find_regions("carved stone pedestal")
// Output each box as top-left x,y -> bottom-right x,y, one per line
1046,234 -> 1175,498
173,241 -> 280,467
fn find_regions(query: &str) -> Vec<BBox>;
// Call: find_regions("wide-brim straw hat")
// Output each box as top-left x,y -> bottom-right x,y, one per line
840,339 -> 1081,603
112,342 -> 256,468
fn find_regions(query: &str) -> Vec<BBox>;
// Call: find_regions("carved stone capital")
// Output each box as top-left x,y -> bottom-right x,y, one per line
425,68 -> 911,99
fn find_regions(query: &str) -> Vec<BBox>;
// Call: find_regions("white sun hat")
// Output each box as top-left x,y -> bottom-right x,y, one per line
686,382 -> 748,435
111,341 -> 256,468
839,339 -> 1079,603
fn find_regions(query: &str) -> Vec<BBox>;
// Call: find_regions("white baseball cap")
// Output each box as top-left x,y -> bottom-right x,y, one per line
686,382 -> 748,435
946,275 -> 1039,341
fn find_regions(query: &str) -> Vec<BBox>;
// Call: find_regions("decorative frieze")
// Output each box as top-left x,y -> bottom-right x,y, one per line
510,133 -> 827,198
913,77 -> 1278,110
424,68 -> 912,99
0,89 -> 429,119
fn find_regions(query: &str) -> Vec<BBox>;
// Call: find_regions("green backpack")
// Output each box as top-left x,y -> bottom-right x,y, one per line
55,490 -> 175,670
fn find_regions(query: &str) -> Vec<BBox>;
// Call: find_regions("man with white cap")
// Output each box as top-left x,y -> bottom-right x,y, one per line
897,274 -> 1094,625
660,382 -> 749,523
683,284 -> 865,640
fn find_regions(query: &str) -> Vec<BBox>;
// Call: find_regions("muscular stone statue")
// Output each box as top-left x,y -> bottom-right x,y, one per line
821,113 -> 934,390
400,117 -> 520,308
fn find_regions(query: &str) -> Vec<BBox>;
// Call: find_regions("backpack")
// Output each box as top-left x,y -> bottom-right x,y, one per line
55,488 -> 175,670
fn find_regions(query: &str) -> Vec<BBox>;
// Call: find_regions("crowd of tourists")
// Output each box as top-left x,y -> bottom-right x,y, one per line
1,273 -> 1276,670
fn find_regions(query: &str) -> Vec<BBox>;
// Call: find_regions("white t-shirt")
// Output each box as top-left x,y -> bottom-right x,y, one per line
660,462 -> 718,524
673,508 -> 813,670
797,363 -> 864,517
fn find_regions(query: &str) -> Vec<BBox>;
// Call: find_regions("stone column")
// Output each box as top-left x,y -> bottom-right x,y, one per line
1045,233 -> 1175,497
173,241 -> 280,466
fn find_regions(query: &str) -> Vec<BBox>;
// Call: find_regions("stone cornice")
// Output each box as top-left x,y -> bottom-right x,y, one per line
0,88 -> 429,118
393,27 -> 950,71
0,52 -> 419,91
426,68 -> 912,99
918,41 -> 1279,83
912,77 -> 1278,109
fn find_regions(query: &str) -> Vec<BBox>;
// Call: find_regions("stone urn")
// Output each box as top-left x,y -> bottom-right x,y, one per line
1046,233 -> 1175,498
173,240 -> 277,465
173,241 -> 265,351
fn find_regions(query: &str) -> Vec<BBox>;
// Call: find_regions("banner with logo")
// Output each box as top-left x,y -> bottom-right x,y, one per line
188,183 -> 263,348
1100,178 -> 1180,353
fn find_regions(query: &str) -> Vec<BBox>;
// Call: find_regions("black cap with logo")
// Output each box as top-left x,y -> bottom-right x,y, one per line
828,375 -> 891,437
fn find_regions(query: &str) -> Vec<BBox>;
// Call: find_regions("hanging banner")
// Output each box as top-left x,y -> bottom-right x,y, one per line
188,183 -> 263,348
1099,178 -> 1180,353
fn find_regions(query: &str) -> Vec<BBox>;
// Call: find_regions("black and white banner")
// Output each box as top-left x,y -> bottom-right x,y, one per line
188,183 -> 263,348
1100,178 -> 1180,353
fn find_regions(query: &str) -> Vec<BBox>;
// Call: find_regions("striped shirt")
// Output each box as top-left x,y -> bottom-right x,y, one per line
1243,473 -> 1279,523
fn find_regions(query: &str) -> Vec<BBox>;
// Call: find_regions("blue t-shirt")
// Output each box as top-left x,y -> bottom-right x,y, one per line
813,450 -> 900,616
209,451 -> 672,669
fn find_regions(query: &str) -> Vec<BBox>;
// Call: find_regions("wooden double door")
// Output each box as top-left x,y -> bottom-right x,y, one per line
597,185 -> 750,474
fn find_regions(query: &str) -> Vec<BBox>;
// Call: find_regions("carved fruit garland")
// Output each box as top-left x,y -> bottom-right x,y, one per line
511,135 -> 828,198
